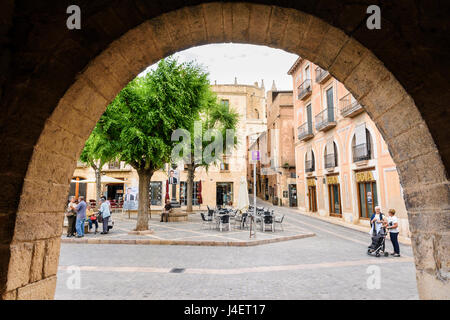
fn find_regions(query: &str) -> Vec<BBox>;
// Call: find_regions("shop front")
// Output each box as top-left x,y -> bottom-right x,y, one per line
327,175 -> 342,216
307,178 -> 317,212
216,182 -> 233,206
356,170 -> 378,219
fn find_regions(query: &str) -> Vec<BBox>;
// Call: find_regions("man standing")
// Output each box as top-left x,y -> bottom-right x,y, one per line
75,196 -> 87,238
98,196 -> 111,234
66,196 -> 77,237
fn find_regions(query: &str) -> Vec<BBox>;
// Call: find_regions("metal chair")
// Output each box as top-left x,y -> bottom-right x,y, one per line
200,212 -> 213,230
234,213 -> 248,230
274,215 -> 285,231
262,214 -> 275,232
218,214 -> 231,232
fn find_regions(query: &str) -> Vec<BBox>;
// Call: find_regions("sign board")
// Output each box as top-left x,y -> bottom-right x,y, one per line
251,150 -> 260,161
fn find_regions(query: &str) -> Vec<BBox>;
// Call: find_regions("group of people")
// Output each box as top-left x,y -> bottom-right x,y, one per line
66,196 -> 111,237
370,206 -> 400,256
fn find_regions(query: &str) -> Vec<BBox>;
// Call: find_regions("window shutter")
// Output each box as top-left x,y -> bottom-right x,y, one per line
355,123 -> 367,146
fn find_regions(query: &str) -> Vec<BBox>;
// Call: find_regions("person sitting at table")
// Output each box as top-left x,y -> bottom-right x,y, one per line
161,199 -> 172,222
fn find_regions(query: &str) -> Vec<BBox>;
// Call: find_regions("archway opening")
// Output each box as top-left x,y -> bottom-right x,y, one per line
2,3 -> 448,300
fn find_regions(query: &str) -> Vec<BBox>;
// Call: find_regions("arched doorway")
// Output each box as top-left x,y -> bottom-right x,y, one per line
1,2 -> 448,300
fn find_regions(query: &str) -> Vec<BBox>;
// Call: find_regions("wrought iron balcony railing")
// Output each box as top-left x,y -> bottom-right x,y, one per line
305,160 -> 315,173
315,66 -> 331,84
324,153 -> 336,169
297,122 -> 314,141
315,108 -> 336,131
353,143 -> 371,162
340,93 -> 363,118
297,79 -> 312,100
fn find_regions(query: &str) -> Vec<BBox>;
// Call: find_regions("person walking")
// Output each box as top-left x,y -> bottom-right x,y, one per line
98,196 -> 111,234
386,209 -> 401,257
66,196 -> 77,237
75,196 -> 87,238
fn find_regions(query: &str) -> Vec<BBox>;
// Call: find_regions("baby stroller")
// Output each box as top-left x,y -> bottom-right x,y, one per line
367,227 -> 389,257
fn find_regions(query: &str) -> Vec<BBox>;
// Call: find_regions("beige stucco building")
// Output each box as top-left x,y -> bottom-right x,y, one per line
288,57 -> 410,240
248,83 -> 297,207
71,81 -> 267,211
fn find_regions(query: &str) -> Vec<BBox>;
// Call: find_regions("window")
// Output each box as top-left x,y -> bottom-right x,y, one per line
327,179 -> 341,216
352,125 -> 373,162
179,181 -> 200,206
358,181 -> 378,218
220,157 -> 230,171
304,65 -> 311,80
325,87 -> 335,122
108,160 -> 120,170
305,149 -> 315,172
216,182 -> 233,206
325,141 -> 338,168
149,182 -> 162,206
221,99 -> 229,109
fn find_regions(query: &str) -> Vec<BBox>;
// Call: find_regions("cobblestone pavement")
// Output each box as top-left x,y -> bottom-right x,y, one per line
55,197 -> 418,300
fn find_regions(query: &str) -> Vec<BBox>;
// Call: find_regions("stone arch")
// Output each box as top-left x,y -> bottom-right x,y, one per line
1,2 -> 448,300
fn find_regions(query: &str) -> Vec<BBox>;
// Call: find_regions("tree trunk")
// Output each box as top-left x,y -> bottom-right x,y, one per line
186,163 -> 195,213
136,169 -> 153,231
95,169 -> 102,209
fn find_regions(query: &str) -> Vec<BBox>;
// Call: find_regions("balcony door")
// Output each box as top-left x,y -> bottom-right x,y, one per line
326,87 -> 334,122
304,65 -> 311,81
306,104 -> 312,133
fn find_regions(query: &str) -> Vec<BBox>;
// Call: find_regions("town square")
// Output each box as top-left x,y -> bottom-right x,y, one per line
0,1 -> 448,304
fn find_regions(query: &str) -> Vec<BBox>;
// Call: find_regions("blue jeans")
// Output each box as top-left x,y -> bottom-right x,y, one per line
76,218 -> 85,236
88,219 -> 98,231
390,232 -> 400,254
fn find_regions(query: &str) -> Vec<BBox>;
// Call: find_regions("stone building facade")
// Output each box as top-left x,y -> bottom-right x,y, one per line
248,84 -> 297,207
288,57 -> 410,240
71,81 -> 267,211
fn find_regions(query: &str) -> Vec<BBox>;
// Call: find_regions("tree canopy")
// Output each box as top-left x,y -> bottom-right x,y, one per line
90,58 -> 213,230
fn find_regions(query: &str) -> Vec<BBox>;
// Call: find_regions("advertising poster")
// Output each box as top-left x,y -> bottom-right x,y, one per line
123,186 -> 138,210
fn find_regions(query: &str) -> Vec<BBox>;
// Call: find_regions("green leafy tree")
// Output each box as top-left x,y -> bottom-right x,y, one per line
172,94 -> 240,213
79,127 -> 116,207
96,58 -> 209,231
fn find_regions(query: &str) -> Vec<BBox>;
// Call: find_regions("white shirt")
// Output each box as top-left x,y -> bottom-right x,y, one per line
373,213 -> 383,233
387,216 -> 399,233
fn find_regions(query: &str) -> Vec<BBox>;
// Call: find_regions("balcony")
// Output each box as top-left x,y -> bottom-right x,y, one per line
340,93 -> 363,118
297,122 -> 314,142
353,143 -> 371,162
305,160 -> 315,173
324,153 -> 336,169
315,108 -> 336,132
297,79 -> 312,100
315,66 -> 331,84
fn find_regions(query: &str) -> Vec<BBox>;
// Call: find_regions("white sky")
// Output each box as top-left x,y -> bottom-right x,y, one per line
139,43 -> 299,92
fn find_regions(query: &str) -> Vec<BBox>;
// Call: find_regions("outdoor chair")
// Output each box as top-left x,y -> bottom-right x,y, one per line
274,215 -> 285,231
234,213 -> 247,230
200,212 -> 213,230
262,214 -> 275,232
218,214 -> 231,232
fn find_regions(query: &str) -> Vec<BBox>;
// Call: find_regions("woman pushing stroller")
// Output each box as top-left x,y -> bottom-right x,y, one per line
367,206 -> 389,257
367,206 -> 401,257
